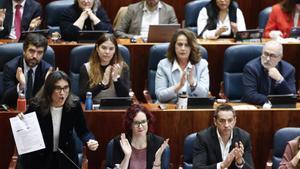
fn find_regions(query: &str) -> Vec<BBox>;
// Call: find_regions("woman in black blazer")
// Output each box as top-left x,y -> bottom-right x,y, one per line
18,70 -> 98,169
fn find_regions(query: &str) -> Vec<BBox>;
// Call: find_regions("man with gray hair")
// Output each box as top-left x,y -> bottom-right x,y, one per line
242,40 -> 296,105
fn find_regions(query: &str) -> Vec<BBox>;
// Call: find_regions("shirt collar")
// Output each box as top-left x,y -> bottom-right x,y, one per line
171,59 -> 193,72
23,58 -> 38,73
216,127 -> 233,144
143,1 -> 162,12
12,0 -> 26,8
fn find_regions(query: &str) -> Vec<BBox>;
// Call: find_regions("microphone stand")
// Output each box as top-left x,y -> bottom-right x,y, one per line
57,147 -> 81,169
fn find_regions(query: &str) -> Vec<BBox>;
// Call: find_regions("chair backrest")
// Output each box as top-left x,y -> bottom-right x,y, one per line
272,127 -> 300,169
69,44 -> 130,97
147,43 -> 208,101
0,43 -> 55,101
258,6 -> 272,30
105,138 -> 170,169
184,0 -> 210,34
223,45 -> 263,101
183,132 -> 197,169
184,0 -> 238,34
45,0 -> 74,33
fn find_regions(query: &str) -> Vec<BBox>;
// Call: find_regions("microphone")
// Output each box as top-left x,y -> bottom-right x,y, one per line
57,146 -> 81,169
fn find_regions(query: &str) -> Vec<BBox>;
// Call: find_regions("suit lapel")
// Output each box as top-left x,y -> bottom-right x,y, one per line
22,0 -> 31,31
210,127 -> 223,162
4,1 -> 13,32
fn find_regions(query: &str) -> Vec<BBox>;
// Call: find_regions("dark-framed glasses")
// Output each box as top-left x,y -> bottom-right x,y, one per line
132,120 -> 148,127
54,85 -> 70,93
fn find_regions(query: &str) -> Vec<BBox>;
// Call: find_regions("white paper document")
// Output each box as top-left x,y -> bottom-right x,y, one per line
10,112 -> 45,155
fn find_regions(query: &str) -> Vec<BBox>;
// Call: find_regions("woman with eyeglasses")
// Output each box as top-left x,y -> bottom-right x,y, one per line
18,70 -> 98,169
106,104 -> 169,169
197,0 -> 246,39
279,136 -> 300,169
60,0 -> 113,41
264,0 -> 300,38
79,33 -> 130,101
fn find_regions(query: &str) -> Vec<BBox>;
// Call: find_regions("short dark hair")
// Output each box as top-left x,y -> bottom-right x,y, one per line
167,28 -> 201,65
23,33 -> 48,52
213,104 -> 236,118
123,104 -> 155,136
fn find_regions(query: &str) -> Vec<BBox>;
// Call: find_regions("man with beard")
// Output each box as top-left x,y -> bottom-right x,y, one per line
0,0 -> 42,39
242,40 -> 296,106
114,0 -> 178,39
193,104 -> 254,169
2,33 -> 52,106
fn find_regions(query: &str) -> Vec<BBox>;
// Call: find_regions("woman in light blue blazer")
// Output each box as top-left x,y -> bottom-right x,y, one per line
155,29 -> 210,103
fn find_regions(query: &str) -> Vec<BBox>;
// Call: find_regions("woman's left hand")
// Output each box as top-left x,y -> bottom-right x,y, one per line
230,22 -> 238,34
187,66 -> 196,86
87,139 -> 99,151
111,63 -> 122,82
86,9 -> 100,25
154,139 -> 169,161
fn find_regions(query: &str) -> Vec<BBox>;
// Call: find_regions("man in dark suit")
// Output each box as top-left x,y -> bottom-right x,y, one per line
2,33 -> 52,106
193,104 -> 254,169
242,40 -> 296,106
0,0 -> 42,39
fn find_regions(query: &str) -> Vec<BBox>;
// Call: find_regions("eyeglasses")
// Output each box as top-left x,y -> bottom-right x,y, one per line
263,51 -> 280,59
132,120 -> 148,127
54,85 -> 69,93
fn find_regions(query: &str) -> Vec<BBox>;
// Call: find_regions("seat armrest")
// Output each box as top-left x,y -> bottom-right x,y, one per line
143,90 -> 153,104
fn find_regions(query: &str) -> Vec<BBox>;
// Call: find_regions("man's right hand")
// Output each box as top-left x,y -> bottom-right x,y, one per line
16,67 -> 26,90
0,8 -> 6,26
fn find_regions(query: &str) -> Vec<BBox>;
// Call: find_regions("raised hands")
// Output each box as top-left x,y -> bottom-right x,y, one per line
16,67 -> 26,90
87,139 -> 99,151
120,133 -> 132,157
0,8 -> 6,26
102,65 -> 112,86
154,138 -> 169,166
111,63 -> 122,82
221,141 -> 245,168
29,16 -> 42,30
187,66 -> 196,87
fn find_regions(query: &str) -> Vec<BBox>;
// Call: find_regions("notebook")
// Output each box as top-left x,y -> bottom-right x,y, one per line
267,94 -> 297,108
147,24 -> 180,43
19,29 -> 49,42
77,30 -> 108,43
290,27 -> 300,38
235,29 -> 263,42
94,97 -> 132,109
187,97 -> 215,109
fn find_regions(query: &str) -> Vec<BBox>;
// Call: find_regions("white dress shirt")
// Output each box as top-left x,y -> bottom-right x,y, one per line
197,7 -> 246,39
51,106 -> 63,152
140,1 -> 161,39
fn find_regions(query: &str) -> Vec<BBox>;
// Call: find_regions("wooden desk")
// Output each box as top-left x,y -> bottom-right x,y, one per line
83,106 -> 300,169
0,112 -> 18,169
1,39 -> 300,102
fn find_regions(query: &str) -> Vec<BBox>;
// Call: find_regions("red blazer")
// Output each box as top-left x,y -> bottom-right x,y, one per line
264,4 -> 300,38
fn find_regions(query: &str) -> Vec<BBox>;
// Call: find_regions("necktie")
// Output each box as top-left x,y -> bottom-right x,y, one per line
26,69 -> 33,99
14,4 -> 22,40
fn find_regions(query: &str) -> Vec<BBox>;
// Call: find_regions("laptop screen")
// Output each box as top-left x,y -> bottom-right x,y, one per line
147,24 -> 180,43
235,29 -> 263,42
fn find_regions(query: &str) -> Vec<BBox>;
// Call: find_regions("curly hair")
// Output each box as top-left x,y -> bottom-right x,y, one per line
123,104 -> 155,136
167,29 -> 201,65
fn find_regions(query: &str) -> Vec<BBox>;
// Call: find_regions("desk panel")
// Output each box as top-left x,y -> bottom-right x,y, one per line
83,107 -> 300,169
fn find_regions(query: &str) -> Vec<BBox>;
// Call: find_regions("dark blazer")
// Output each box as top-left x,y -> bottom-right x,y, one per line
0,0 -> 41,39
193,126 -> 254,169
105,133 -> 164,169
19,100 -> 94,169
2,55 -> 51,106
242,57 -> 296,105
60,4 -> 113,41
79,63 -> 130,100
